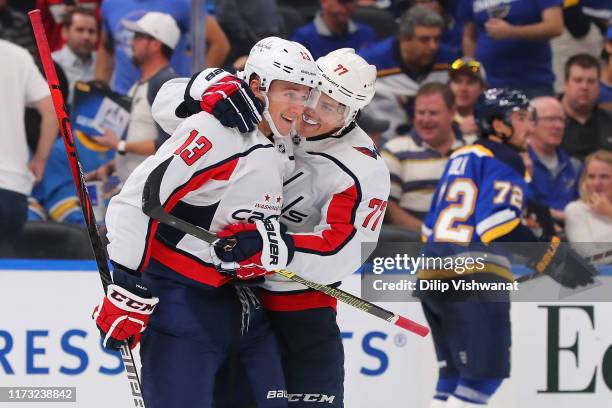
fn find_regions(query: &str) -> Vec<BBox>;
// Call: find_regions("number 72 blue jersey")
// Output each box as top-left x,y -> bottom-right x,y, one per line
422,141 -> 530,246
419,141 -> 532,283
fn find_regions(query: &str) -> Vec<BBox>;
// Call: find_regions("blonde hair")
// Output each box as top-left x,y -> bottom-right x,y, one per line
579,149 -> 612,203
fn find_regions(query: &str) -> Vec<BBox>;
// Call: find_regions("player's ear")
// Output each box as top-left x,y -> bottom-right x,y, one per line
249,75 -> 265,103
491,117 -> 507,135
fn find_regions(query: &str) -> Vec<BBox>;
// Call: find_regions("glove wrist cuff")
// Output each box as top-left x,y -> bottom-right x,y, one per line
111,266 -> 153,298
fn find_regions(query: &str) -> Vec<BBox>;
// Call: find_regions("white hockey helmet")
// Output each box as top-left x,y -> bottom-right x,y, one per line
244,36 -> 318,92
243,37 -> 317,137
310,48 -> 377,133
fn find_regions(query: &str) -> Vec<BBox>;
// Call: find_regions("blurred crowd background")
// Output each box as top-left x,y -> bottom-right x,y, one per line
1,0 -> 611,260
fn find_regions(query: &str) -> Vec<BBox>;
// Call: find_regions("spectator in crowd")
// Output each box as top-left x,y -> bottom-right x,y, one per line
0,40 -> 57,253
92,12 -> 177,184
201,16 -> 231,71
460,0 -> 564,97
216,0 -> 282,67
565,149 -> 612,260
0,0 -> 36,55
52,7 -> 98,105
381,82 -> 466,231
448,57 -> 485,143
409,0 -> 463,57
528,96 -> 581,222
598,26 -> 612,111
36,0 -> 101,52
95,0 -> 229,94
551,0 -> 609,94
561,53 -> 612,161
290,0 -> 376,60
359,6 -> 455,141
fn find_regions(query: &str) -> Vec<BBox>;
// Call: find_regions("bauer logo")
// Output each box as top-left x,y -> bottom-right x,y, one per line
263,219 -> 280,265
266,390 -> 288,399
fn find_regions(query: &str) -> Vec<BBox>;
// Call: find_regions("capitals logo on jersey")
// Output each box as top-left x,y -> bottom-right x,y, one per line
353,146 -> 380,160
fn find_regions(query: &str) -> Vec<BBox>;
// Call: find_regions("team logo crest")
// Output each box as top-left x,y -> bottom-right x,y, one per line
353,146 -> 380,159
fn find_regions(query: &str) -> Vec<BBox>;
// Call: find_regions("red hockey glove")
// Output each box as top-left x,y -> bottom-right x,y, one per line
92,267 -> 159,350
210,219 -> 295,280
175,68 -> 264,133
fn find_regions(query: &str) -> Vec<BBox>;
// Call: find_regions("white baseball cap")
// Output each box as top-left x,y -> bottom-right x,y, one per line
122,12 -> 180,50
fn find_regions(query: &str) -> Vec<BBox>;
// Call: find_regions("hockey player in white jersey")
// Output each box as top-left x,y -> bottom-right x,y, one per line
178,48 -> 390,407
92,37 -> 318,408
261,49 -> 390,408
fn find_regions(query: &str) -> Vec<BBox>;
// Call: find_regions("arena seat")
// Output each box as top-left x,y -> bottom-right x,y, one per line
10,221 -> 96,259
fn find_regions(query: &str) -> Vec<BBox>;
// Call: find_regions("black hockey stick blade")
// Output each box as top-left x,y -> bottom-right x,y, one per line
141,157 -> 236,251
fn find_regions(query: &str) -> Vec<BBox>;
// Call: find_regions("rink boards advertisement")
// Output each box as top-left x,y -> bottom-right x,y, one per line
0,261 -> 610,408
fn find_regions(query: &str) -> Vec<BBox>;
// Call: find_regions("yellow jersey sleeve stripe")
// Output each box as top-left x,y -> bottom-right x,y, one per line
50,197 -> 80,221
450,144 -> 494,159
480,218 -> 520,244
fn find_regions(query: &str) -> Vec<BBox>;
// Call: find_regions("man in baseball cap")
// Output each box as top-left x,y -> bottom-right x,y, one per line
91,11 -> 179,183
122,11 -> 180,51
448,57 -> 487,142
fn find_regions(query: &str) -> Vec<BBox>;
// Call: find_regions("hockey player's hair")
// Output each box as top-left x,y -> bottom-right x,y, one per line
399,6 -> 444,39
579,149 -> 612,203
564,53 -> 601,80
416,82 -> 455,109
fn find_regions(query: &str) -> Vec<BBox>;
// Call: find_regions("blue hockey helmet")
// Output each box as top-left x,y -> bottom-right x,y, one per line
475,88 -> 532,138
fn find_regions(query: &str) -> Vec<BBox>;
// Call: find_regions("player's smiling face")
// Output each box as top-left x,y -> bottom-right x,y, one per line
265,80 -> 311,136
296,92 -> 347,137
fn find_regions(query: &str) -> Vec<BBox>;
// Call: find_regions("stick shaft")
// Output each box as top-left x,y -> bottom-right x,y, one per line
29,10 -> 146,407
142,160 -> 428,337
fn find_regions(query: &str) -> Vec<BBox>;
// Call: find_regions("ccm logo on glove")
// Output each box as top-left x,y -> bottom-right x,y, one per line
109,287 -> 157,313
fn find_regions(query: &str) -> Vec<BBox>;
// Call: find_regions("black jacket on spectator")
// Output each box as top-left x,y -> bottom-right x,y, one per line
562,107 -> 612,161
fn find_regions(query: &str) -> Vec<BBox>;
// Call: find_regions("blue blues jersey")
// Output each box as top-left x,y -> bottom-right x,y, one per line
457,0 -> 562,88
420,140 -> 530,283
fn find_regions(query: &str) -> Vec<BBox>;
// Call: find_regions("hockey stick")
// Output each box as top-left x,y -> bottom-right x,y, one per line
515,249 -> 605,283
28,10 -> 146,408
142,159 -> 429,337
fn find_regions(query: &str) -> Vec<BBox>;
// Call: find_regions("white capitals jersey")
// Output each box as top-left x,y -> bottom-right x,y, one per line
105,81 -> 286,288
259,125 -> 391,310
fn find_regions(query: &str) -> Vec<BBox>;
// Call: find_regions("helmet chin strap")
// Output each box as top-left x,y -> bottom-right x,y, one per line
331,110 -> 358,136
260,92 -> 289,140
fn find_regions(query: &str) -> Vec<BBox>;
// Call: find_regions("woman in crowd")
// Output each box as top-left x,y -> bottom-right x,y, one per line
565,149 -> 612,262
